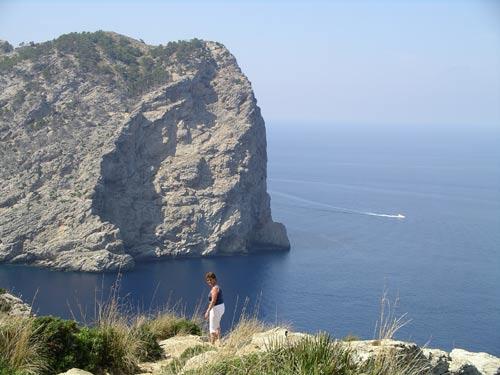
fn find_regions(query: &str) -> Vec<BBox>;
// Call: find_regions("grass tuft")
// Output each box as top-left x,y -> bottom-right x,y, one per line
222,316 -> 269,353
144,312 -> 201,340
0,316 -> 48,375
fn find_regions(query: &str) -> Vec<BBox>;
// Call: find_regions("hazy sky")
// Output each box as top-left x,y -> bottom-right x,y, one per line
0,0 -> 499,128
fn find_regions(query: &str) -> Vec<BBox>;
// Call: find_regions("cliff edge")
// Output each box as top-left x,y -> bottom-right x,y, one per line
0,31 -> 289,271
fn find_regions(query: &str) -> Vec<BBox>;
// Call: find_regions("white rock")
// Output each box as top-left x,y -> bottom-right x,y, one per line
137,358 -> 173,374
57,369 -> 94,375
450,349 -> 500,375
235,327 -> 310,356
159,334 -> 205,358
422,348 -> 451,375
345,339 -> 427,369
181,350 -> 218,374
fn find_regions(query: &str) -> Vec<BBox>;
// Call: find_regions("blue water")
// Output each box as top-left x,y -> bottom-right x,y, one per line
1,124 -> 499,355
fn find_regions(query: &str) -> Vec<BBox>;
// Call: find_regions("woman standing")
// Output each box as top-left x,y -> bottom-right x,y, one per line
204,272 -> 225,345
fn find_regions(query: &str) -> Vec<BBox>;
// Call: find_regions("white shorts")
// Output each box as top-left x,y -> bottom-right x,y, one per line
209,303 -> 225,333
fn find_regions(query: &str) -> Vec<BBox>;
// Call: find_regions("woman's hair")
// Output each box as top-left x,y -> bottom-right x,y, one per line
205,272 -> 217,281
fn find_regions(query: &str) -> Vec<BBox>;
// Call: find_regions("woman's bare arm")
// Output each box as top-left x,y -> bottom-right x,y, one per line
205,286 -> 219,317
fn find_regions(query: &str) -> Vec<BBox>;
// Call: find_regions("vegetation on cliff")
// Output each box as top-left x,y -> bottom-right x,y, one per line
0,308 -> 200,374
0,288 -> 433,375
0,31 -> 209,96
1,286 -> 498,375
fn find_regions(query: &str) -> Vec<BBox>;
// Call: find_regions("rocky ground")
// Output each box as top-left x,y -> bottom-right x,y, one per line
0,32 -> 289,272
0,290 -> 31,316
1,291 -> 498,375
58,328 -> 500,375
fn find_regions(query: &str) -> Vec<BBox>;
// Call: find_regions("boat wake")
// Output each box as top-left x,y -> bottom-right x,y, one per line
269,190 -> 405,219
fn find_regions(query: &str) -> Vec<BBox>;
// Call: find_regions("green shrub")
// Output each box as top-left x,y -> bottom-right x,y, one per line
29,315 -> 160,374
0,300 -> 11,313
165,357 -> 184,374
0,56 -> 20,72
100,35 -> 143,64
0,32 -> 203,95
17,43 -> 52,61
95,325 -> 137,374
171,319 -> 202,337
0,288 -> 6,295
73,327 -> 106,373
0,41 -> 13,53
149,38 -> 208,66
179,344 -> 212,361
135,324 -> 162,362
342,333 -> 360,342
191,353 -> 262,375
32,316 -> 80,373
73,325 -> 142,374
0,358 -> 23,375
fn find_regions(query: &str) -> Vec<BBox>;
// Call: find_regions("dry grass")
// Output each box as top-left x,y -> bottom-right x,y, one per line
361,292 -> 431,375
179,292 -> 431,375
0,315 -> 48,374
374,291 -> 410,341
92,278 -> 152,373
220,296 -> 272,353
1,280 -> 433,375
364,351 -> 430,375
146,312 -> 178,335
144,311 -> 201,340
222,316 -> 269,352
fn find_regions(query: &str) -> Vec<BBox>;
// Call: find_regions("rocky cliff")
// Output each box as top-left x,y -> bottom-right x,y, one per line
0,31 -> 289,272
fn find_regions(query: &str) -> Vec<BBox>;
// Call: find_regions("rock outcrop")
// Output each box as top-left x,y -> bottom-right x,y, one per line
0,291 -> 31,317
346,339 -> 500,375
131,328 -> 500,375
0,31 -> 289,271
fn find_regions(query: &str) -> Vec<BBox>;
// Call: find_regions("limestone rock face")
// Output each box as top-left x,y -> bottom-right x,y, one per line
0,32 -> 289,272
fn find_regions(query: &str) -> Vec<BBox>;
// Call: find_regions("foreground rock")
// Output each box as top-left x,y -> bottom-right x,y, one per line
0,291 -> 31,316
0,31 -> 289,272
236,326 -> 310,355
448,349 -> 500,375
57,369 -> 93,375
345,339 -> 499,375
138,334 -> 214,375
135,329 -> 500,375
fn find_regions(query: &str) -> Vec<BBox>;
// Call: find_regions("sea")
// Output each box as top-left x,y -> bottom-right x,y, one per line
1,123 -> 499,355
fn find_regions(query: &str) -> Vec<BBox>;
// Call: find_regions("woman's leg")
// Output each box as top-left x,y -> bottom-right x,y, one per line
216,328 -> 221,343
215,305 -> 224,344
209,304 -> 224,345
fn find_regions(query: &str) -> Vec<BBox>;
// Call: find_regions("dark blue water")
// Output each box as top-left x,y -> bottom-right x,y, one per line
1,124 -> 499,355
